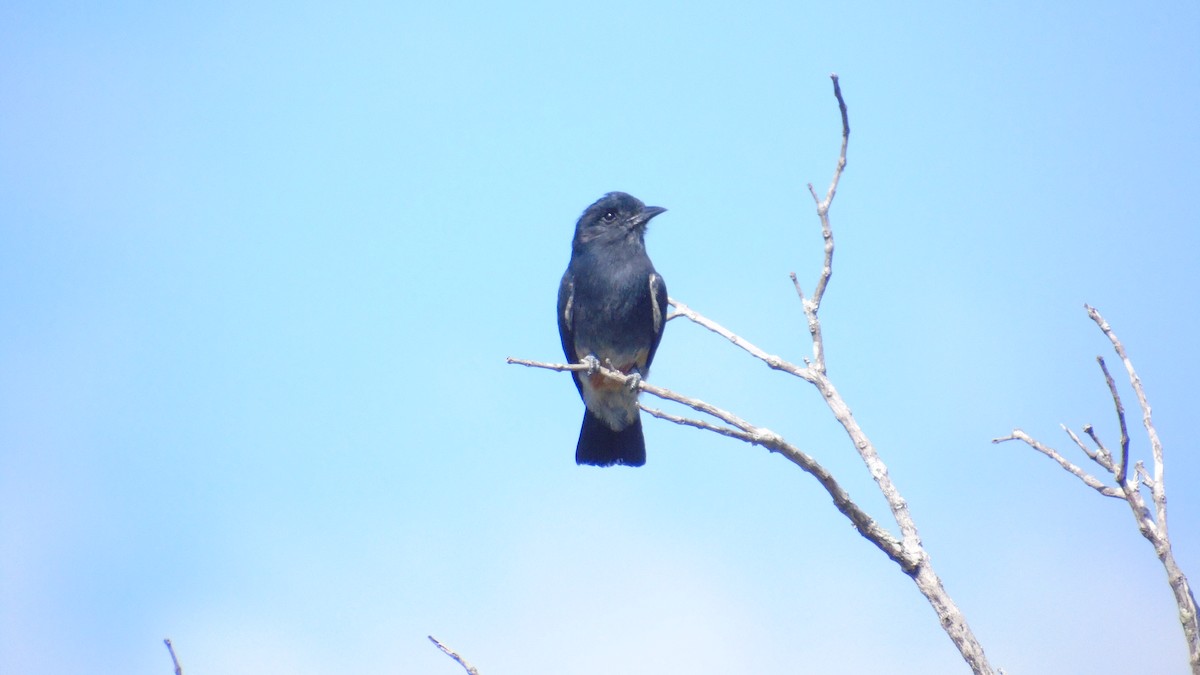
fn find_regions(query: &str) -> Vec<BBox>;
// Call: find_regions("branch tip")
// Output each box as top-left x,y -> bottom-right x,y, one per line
163,639 -> 183,675
429,636 -> 481,675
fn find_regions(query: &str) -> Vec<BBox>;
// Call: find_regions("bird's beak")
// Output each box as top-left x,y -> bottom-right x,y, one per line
633,205 -> 667,227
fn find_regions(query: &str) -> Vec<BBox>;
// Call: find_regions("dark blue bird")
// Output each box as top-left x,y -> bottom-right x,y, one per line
557,192 -> 668,467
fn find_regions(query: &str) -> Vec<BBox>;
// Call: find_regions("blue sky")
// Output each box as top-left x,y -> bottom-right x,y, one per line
2,1 -> 1198,673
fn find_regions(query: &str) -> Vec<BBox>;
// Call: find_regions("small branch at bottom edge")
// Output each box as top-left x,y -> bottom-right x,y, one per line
429,636 -> 481,675
163,639 -> 183,675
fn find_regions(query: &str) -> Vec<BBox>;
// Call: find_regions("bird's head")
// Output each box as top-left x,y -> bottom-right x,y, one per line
572,192 -> 666,250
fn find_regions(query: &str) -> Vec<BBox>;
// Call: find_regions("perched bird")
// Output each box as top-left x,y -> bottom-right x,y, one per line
557,192 -> 668,467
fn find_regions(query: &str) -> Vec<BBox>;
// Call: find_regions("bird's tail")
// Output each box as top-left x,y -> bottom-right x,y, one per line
576,411 -> 646,467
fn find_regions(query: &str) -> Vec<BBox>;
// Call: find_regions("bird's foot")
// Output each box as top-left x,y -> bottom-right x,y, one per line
581,354 -> 601,375
624,370 -> 643,392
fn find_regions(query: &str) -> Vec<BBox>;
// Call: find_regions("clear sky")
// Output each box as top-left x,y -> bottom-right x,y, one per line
3,2 -> 1198,674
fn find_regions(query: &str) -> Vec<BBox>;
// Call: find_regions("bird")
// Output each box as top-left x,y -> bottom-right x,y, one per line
557,192 -> 668,467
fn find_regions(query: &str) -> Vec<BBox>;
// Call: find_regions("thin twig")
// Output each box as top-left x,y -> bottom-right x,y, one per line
799,73 -> 849,373
504,357 -> 588,374
1095,357 -> 1131,485
992,431 -> 1123,498
163,639 -> 183,675
665,300 -> 811,380
1064,424 -> 1108,469
428,636 -> 480,675
788,272 -> 815,366
789,271 -> 805,303
1082,425 -> 1115,469
1135,462 -> 1154,489
640,404 -> 757,444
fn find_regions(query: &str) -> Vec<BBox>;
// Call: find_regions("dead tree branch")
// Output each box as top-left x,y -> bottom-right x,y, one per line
1095,356 -> 1131,484
510,356 -> 912,570
991,429 -> 1123,499
429,635 -> 480,675
994,305 -> 1199,673
508,75 -> 997,674
163,639 -> 183,675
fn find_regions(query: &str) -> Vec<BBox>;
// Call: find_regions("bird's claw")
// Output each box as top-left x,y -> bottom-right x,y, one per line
624,372 -> 642,392
581,354 -> 601,375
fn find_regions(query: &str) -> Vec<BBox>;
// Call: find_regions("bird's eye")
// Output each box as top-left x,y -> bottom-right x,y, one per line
602,209 -> 617,222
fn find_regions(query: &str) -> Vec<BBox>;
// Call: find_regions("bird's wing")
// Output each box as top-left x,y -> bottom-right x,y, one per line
645,271 -> 669,369
557,270 -> 584,397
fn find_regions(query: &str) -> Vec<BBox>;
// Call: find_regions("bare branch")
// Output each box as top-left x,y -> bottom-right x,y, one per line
788,272 -> 815,367
428,636 -> 480,675
511,357 -> 913,570
638,376 -> 759,435
642,401 -> 913,571
1085,306 -> 1198,671
511,78 -> 998,674
797,74 -> 849,372
1086,305 -> 1167,535
630,303 -> 934,574
505,356 -> 588,374
163,639 -> 183,675
789,271 -> 805,302
640,404 -> 757,444
1135,461 -> 1153,489
666,299 -> 812,381
1064,424 -> 1111,470
992,431 -> 1123,498
1005,306 -> 1199,672
508,355 -> 759,433
671,78 -> 993,673
1084,422 -> 1118,470
1095,356 -> 1131,485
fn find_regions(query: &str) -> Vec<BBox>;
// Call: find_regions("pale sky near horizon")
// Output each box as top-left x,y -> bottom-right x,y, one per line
3,2 -> 1199,674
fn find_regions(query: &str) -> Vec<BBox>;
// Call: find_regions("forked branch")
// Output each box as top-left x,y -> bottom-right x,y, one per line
507,75 -> 996,674
507,355 -> 912,571
994,306 -> 1199,673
